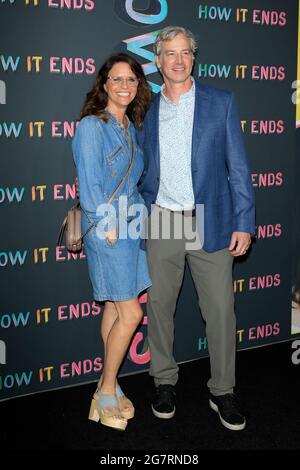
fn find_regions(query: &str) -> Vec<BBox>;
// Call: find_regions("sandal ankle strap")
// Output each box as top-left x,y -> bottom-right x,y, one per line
96,391 -> 119,409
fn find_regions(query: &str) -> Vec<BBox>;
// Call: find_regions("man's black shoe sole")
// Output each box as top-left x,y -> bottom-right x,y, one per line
209,399 -> 246,431
151,404 -> 176,419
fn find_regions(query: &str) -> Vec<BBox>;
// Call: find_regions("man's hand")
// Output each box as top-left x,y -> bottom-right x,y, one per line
228,232 -> 251,257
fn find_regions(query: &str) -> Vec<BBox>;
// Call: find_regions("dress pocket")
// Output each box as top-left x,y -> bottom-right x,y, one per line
106,145 -> 122,165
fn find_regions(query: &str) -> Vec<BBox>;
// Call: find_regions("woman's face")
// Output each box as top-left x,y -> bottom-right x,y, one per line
104,62 -> 139,113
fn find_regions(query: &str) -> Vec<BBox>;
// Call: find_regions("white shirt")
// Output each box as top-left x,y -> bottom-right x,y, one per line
156,78 -> 195,211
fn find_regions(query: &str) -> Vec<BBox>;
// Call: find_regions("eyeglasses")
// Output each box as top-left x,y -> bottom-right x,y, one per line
107,76 -> 140,87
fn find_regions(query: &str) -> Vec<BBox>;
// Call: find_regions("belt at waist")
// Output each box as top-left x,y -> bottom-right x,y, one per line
156,204 -> 196,217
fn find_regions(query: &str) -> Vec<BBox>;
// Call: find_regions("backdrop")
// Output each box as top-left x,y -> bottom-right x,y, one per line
1,0 -> 299,401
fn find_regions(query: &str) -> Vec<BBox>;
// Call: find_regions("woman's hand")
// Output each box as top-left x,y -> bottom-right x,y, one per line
105,229 -> 117,245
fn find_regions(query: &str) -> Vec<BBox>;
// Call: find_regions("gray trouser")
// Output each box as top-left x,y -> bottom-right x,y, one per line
146,205 -> 236,395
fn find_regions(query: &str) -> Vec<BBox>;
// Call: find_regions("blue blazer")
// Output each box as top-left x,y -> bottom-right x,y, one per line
137,80 -> 256,252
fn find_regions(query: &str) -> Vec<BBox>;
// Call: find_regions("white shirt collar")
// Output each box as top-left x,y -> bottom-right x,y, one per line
161,77 -> 195,104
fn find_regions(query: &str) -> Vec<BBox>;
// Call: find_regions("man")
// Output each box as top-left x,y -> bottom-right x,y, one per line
137,26 -> 255,431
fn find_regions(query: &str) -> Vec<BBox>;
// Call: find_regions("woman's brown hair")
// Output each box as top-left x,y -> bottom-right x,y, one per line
80,53 -> 152,129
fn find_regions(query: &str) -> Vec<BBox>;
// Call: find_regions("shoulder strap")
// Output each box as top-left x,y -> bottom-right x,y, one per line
107,133 -> 134,204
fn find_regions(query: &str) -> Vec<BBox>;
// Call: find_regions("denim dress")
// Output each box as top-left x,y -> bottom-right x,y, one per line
72,114 -> 152,301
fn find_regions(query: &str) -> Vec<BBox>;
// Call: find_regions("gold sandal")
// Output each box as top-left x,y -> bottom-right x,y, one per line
116,383 -> 135,419
88,390 -> 127,431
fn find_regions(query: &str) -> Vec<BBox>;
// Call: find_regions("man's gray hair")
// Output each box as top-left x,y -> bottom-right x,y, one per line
154,26 -> 197,57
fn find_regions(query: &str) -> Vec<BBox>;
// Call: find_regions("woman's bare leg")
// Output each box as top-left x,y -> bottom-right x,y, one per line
100,298 -> 143,395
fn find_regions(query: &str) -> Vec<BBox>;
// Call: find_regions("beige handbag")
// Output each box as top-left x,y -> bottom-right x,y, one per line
62,202 -> 82,252
58,136 -> 134,253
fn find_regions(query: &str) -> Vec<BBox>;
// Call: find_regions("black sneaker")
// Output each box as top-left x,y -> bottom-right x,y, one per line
209,393 -> 246,431
151,384 -> 176,419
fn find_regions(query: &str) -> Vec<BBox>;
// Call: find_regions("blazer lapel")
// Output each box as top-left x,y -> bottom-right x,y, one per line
149,93 -> 161,174
191,82 -> 211,166
150,83 -> 211,171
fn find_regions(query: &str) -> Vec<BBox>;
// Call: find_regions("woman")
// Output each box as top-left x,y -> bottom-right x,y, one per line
72,53 -> 152,431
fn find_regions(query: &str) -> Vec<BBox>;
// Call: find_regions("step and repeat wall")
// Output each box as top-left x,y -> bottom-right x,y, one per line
292,4 -> 300,335
1,0 -> 299,401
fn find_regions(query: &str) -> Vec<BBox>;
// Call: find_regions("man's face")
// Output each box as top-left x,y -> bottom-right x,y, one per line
156,33 -> 194,85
